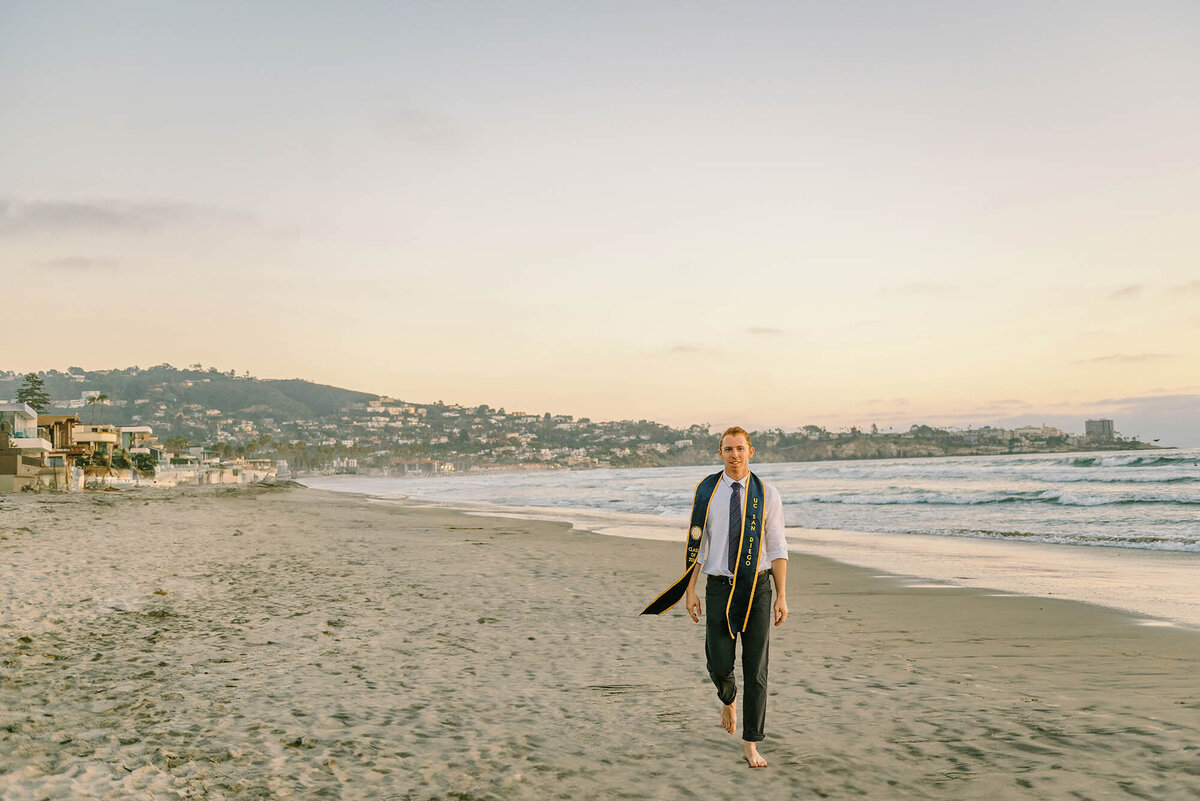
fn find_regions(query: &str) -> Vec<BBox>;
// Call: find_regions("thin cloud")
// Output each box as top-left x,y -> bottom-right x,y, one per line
1108,284 -> 1143,299
1144,383 -> 1200,395
0,199 -> 255,235
1173,278 -> 1200,293
1078,353 -> 1175,364
36,256 -> 119,272
1086,392 -> 1200,408
745,326 -> 785,336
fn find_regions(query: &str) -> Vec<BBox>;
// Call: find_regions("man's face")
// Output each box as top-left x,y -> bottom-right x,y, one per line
719,434 -> 754,478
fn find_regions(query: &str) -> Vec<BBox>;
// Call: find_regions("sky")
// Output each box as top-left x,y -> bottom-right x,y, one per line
3,2 -> 1199,446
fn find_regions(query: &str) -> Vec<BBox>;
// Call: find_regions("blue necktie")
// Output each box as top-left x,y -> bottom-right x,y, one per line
727,480 -> 742,573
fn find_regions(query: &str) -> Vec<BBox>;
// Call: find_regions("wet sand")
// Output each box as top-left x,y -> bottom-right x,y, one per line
1,486 -> 1197,799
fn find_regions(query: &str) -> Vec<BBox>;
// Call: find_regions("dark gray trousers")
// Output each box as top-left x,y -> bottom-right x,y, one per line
705,572 -> 772,742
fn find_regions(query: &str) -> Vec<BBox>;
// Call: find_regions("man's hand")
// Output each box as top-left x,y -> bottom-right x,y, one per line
773,595 -> 788,626
685,589 -> 702,623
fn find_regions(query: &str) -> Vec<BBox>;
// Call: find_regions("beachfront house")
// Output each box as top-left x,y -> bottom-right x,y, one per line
38,414 -> 81,452
119,425 -> 157,451
72,424 -> 121,462
117,425 -> 169,472
120,426 -> 163,460
37,413 -> 86,490
0,402 -> 39,441
187,445 -> 222,466
391,458 -> 440,476
0,402 -> 55,492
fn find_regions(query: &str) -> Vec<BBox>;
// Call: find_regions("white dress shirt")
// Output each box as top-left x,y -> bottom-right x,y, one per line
698,471 -> 787,577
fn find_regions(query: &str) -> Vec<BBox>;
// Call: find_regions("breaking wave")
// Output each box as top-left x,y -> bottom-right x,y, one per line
807,490 -> 1200,507
1065,454 -> 1199,468
921,528 -> 1200,552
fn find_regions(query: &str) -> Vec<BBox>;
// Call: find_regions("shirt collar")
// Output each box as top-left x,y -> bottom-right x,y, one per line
722,472 -> 748,489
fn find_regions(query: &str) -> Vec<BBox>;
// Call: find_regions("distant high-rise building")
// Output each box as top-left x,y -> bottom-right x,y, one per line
1085,419 -> 1115,441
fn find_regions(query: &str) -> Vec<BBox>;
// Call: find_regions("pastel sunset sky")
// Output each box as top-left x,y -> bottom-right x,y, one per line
3,2 -> 1198,445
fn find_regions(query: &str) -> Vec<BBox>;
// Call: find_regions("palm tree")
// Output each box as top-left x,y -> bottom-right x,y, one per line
87,393 -> 109,424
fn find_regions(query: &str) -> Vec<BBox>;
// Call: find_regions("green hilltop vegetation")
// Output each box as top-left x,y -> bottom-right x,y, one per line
0,365 -> 373,421
1,365 -> 1159,472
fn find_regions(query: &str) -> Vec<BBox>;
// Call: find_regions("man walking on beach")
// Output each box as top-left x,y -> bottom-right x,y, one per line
643,426 -> 788,767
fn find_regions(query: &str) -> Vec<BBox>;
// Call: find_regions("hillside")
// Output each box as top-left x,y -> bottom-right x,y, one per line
0,365 -> 375,428
1,365 -> 1159,471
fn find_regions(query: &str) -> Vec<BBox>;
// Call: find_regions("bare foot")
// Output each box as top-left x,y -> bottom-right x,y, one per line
721,702 -> 736,734
743,741 -> 767,768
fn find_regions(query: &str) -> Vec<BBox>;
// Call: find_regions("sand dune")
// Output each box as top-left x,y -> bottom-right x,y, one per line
1,486 -> 1197,799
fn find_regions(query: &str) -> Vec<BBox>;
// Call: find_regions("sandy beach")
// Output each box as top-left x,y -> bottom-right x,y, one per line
1,486 -> 1198,800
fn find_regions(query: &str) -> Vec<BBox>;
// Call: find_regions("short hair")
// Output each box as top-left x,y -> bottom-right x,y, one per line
718,426 -> 752,449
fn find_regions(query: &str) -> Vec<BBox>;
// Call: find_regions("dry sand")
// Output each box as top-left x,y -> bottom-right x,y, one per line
1,486 -> 1197,800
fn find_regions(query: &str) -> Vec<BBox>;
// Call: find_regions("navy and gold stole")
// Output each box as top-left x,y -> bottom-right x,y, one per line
640,471 -> 766,638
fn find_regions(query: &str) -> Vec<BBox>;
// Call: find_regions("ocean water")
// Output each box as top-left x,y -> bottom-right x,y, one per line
306,449 -> 1200,553
304,449 -> 1200,627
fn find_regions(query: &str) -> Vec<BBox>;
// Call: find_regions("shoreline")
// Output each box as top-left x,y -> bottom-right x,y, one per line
287,442 -> 1178,477
2,486 -> 1198,799
337,490 -> 1200,631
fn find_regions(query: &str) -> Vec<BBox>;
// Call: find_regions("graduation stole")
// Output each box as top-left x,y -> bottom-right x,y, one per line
640,471 -> 766,638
